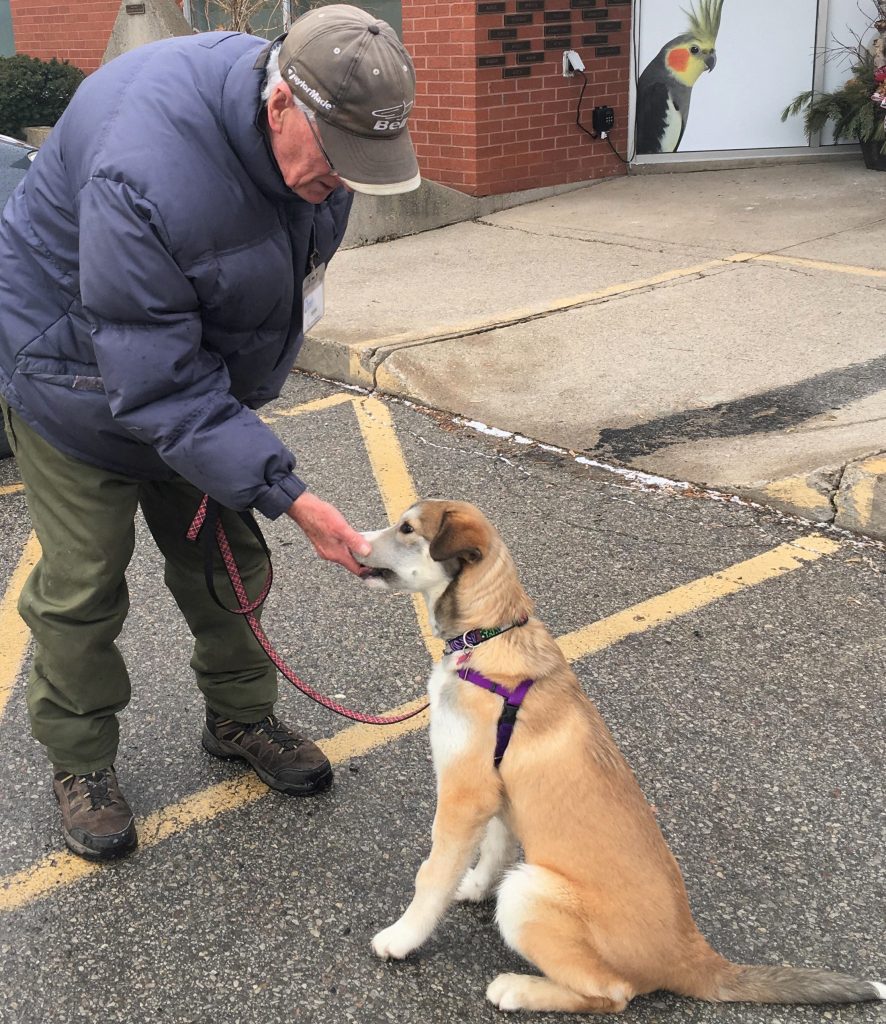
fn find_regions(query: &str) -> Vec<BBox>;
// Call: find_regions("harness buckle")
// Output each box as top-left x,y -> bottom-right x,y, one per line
499,702 -> 520,726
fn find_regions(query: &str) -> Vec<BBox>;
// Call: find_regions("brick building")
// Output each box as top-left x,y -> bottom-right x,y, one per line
3,0 -> 632,196
4,0 -> 871,193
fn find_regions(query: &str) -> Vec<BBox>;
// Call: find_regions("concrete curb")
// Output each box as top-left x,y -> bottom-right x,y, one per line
296,318 -> 886,543
742,468 -> 843,526
341,175 -> 612,249
834,453 -> 886,541
295,329 -> 886,545
740,453 -> 886,541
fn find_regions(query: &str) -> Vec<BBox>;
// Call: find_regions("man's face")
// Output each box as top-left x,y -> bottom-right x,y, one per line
266,83 -> 346,203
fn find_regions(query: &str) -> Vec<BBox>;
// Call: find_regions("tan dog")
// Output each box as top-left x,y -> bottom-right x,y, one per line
358,500 -> 884,1014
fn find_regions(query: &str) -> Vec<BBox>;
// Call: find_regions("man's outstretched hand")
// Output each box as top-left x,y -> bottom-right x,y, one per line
287,492 -> 371,576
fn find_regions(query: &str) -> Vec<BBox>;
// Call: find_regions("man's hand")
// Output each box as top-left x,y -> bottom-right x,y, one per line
287,492 -> 371,576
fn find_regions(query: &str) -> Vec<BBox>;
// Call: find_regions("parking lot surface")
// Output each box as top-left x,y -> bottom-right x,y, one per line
1,373 -> 884,1024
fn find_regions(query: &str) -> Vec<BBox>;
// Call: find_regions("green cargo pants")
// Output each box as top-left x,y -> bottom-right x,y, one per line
1,399 -> 278,774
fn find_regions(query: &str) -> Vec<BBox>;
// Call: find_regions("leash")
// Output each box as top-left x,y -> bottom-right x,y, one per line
186,495 -> 428,726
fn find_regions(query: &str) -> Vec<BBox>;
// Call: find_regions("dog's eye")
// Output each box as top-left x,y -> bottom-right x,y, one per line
399,522 -> 414,535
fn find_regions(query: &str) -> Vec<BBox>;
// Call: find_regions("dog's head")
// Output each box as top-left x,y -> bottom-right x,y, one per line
357,499 -> 533,639
356,500 -> 495,596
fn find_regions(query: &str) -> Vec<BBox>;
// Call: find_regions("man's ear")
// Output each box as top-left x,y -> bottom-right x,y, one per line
267,82 -> 294,135
429,508 -> 488,565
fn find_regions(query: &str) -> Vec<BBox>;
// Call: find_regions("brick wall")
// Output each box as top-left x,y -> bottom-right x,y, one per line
403,0 -> 631,196
9,0 -> 121,73
8,0 -> 189,74
8,0 -> 633,196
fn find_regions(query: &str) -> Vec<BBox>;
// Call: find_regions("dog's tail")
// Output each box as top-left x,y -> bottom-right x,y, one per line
685,953 -> 886,1005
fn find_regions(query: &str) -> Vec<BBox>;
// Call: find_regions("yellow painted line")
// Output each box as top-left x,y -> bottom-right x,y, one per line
0,532 -> 40,724
353,396 -> 442,661
347,259 -> 730,352
0,532 -> 842,913
353,396 -> 419,520
728,252 -> 886,280
761,475 -> 830,512
0,696 -> 430,914
557,533 -> 840,662
0,483 -> 25,497
843,455 -> 886,527
260,391 -> 358,425
854,478 -> 876,527
272,392 -> 358,418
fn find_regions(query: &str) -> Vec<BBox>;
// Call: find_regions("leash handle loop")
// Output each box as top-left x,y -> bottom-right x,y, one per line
197,499 -> 273,616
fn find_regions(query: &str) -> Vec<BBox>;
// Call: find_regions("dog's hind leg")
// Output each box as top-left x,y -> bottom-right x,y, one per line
455,815 -> 517,903
487,974 -> 627,1014
492,864 -> 634,1014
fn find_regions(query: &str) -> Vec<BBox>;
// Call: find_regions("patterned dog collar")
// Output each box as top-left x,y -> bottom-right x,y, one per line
443,616 -> 529,656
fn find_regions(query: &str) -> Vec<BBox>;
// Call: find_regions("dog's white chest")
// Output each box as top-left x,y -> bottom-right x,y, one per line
427,662 -> 471,775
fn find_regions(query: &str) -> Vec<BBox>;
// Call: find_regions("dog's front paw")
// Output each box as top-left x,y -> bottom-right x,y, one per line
455,868 -> 493,902
371,921 -> 421,960
486,973 -> 531,1011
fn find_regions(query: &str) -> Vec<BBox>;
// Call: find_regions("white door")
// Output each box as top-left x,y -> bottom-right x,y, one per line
636,0 -> 819,153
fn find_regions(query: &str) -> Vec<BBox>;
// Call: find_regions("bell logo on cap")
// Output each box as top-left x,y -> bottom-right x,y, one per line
372,100 -> 414,132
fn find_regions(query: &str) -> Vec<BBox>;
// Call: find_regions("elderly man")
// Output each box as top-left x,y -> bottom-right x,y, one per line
0,5 -> 420,860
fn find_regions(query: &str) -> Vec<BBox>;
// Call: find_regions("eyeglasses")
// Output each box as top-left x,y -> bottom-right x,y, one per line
303,111 -> 338,177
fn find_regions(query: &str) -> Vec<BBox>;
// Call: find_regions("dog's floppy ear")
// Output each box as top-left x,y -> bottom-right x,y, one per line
429,507 -> 488,565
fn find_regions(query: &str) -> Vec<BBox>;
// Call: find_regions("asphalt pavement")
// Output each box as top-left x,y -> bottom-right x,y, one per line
1,373 -> 884,1024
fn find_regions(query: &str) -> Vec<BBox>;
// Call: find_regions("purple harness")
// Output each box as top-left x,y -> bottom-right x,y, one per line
457,668 -> 534,768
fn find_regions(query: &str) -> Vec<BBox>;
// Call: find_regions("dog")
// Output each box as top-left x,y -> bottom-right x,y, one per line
357,499 -> 884,1013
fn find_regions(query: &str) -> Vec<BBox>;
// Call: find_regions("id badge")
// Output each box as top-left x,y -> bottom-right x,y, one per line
303,263 -> 326,333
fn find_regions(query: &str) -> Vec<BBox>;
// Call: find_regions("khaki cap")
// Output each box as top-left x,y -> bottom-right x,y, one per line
279,4 -> 420,195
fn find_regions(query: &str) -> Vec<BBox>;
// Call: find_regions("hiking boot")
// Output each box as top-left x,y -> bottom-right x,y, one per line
202,709 -> 333,796
52,766 -> 138,861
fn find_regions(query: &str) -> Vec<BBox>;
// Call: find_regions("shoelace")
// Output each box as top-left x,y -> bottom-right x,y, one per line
218,715 -> 300,752
254,714 -> 300,752
62,771 -> 115,811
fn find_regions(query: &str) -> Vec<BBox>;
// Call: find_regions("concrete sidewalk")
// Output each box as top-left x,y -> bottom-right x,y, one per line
301,159 -> 886,540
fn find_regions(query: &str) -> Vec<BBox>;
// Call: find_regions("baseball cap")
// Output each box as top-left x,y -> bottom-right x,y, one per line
278,4 -> 421,195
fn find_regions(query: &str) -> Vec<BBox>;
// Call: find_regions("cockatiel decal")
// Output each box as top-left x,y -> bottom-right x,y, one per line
636,0 -> 725,154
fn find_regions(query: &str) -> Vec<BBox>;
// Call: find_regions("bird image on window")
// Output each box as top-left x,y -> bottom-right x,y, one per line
636,0 -> 725,154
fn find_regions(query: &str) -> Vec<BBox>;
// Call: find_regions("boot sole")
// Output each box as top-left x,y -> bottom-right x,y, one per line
61,826 -> 138,861
53,789 -> 138,861
201,727 -> 333,796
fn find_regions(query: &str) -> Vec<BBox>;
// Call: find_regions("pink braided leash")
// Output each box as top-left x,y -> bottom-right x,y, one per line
187,495 -> 429,726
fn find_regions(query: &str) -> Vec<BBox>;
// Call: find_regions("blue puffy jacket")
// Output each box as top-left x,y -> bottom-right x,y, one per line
0,32 -> 352,518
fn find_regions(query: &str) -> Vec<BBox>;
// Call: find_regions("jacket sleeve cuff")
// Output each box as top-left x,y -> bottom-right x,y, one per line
253,473 -> 307,520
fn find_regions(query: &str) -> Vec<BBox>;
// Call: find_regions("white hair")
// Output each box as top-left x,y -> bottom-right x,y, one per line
262,41 -> 314,119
